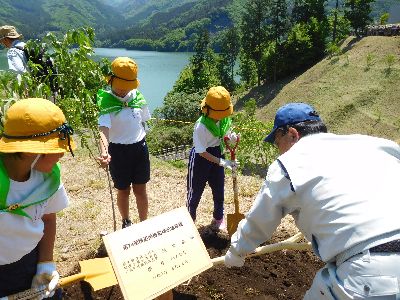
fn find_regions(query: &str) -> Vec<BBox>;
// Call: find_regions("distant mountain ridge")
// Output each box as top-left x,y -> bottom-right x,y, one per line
0,0 -> 398,46
0,0 -> 121,38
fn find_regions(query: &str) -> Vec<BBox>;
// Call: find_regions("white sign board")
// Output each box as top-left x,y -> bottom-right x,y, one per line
103,207 -> 212,300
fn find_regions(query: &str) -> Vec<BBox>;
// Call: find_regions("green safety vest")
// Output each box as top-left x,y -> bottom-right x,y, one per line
0,158 -> 61,219
97,89 -> 147,116
197,115 -> 232,151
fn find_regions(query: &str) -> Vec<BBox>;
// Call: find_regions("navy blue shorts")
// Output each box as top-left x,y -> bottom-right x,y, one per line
0,247 -> 38,297
108,139 -> 150,189
0,247 -> 62,298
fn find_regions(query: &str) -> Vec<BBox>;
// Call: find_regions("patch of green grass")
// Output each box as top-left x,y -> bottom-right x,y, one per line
168,160 -> 187,169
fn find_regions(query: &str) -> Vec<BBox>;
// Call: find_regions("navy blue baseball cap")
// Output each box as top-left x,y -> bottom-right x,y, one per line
264,103 -> 321,143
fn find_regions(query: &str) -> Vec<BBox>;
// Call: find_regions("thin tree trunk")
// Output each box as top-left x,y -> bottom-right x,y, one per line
332,0 -> 339,42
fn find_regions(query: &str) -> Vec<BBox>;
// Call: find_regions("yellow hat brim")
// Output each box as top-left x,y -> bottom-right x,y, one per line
106,75 -> 139,90
0,134 -> 77,154
201,98 -> 233,120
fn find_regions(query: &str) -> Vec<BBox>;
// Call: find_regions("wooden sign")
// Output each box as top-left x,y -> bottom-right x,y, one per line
103,207 -> 212,300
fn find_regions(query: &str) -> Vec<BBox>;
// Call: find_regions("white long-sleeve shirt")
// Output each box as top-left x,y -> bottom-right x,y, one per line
230,133 -> 400,262
7,40 -> 28,74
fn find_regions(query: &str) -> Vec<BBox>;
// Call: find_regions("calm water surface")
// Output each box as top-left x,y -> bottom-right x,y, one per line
0,48 -> 192,111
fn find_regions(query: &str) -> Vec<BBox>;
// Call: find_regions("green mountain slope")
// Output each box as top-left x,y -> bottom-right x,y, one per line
98,0 -> 129,8
101,0 -> 400,51
250,36 -> 400,141
0,0 -> 398,47
0,0 -> 121,38
101,0 -> 233,50
123,0 -> 194,20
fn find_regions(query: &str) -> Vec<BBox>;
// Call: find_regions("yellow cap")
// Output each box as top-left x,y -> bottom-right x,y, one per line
107,57 -> 140,90
201,86 -> 233,120
0,98 -> 76,154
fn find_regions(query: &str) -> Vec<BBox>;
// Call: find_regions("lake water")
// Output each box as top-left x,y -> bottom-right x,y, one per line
0,48 -> 192,111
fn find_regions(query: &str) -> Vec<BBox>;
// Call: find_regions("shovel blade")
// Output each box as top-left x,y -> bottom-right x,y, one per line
227,212 -> 245,237
78,257 -> 118,291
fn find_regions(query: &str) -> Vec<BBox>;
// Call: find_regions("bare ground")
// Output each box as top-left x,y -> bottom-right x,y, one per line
55,149 -> 323,299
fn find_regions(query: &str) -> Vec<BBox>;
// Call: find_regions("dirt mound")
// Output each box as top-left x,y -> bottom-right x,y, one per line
54,154 -> 323,299
61,226 -> 322,300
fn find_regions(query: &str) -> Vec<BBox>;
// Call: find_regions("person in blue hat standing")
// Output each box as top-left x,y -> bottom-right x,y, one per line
223,103 -> 400,299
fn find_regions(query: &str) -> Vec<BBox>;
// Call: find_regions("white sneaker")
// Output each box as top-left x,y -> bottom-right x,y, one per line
210,218 -> 226,231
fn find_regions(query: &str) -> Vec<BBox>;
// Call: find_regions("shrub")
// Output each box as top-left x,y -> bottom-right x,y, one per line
232,98 -> 278,176
0,27 -> 109,145
146,91 -> 202,153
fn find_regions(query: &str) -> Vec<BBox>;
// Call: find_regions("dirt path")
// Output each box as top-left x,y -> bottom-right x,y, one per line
56,152 -> 322,299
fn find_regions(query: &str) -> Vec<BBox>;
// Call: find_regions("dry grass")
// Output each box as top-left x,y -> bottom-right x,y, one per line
55,148 -> 298,276
252,36 -> 400,141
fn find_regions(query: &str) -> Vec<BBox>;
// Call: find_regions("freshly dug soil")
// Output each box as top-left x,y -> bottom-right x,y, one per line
55,154 -> 323,299
61,226 -> 323,300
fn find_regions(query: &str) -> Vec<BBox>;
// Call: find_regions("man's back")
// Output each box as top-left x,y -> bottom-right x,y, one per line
278,133 -> 400,261
7,39 -> 27,74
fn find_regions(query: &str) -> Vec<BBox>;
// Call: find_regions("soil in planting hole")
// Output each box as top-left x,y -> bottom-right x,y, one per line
61,226 -> 323,300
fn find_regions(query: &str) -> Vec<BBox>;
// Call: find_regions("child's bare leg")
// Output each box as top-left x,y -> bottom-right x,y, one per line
117,187 -> 131,220
132,183 -> 148,221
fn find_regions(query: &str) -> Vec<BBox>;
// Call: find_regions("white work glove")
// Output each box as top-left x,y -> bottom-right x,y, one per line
225,131 -> 239,146
31,261 -> 59,299
224,249 -> 245,268
219,158 -> 239,171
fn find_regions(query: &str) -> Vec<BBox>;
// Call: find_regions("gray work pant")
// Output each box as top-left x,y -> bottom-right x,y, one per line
304,251 -> 400,299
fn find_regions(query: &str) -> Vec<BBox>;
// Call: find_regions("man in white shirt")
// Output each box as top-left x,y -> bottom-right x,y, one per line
224,103 -> 400,299
0,25 -> 27,74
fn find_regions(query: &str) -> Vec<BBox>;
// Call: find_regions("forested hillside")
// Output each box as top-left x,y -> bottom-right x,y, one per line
100,0 -> 233,51
0,0 -> 398,48
119,0 -> 194,20
0,0 -> 121,38
100,0 -> 400,51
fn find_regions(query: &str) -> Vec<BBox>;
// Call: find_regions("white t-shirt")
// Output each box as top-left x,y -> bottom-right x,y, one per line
0,168 -> 69,265
98,90 -> 151,144
193,122 -> 221,153
7,40 -> 28,74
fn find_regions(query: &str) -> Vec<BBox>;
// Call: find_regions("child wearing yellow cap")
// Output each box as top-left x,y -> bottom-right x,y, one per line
97,57 -> 150,229
0,98 -> 76,298
187,86 -> 238,231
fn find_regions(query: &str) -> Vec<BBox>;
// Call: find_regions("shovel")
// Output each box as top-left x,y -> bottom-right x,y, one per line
224,135 -> 245,237
211,232 -> 311,265
6,257 -> 117,300
6,257 -> 173,300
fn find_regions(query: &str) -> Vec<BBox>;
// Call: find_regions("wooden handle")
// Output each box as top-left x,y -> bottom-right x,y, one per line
7,272 -> 88,299
211,233 -> 311,266
232,171 -> 240,214
59,273 -> 86,286
6,286 -> 45,300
